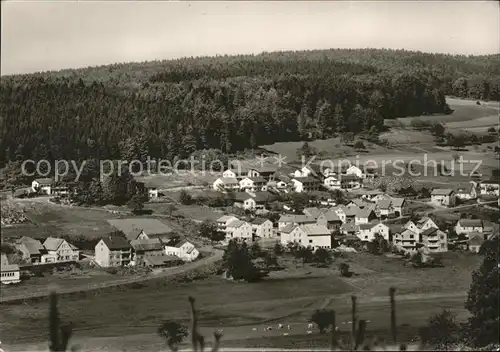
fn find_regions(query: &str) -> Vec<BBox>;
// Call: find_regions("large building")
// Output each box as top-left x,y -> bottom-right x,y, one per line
107,218 -> 174,242
94,236 -> 132,267
431,189 -> 456,207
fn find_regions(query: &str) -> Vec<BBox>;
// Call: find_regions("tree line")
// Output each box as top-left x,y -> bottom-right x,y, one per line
1,48 -> 498,169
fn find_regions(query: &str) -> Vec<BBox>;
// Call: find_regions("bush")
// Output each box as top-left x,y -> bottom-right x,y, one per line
179,190 -> 192,205
419,309 -> 460,349
338,262 -> 351,277
311,309 -> 336,333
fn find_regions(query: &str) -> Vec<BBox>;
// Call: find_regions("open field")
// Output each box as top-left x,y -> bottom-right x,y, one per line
135,171 -> 221,190
0,250 -> 481,349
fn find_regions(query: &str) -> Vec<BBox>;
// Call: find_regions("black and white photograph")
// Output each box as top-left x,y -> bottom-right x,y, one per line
0,0 -> 499,351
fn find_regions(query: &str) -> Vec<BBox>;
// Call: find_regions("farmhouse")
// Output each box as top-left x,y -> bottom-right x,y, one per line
1,254 -> 20,285
403,220 -> 419,234
455,183 -> 478,200
420,227 -> 447,253
239,177 -> 267,192
278,214 -> 316,229
455,219 -> 483,236
130,238 -> 165,266
15,237 -> 47,263
376,199 -> 393,218
393,229 -> 419,252
302,224 -> 332,249
213,177 -> 239,192
222,169 -> 238,179
225,220 -> 253,241
94,236 -> 132,268
415,217 -> 439,234
251,165 -> 278,179
232,192 -> 271,211
431,189 -> 456,207
251,218 -> 274,238
31,178 -> 54,195
292,165 -> 320,178
107,218 -> 174,242
391,198 -> 406,217
479,179 -> 500,196
357,222 -> 390,242
42,237 -> 80,263
291,177 -> 321,193
164,240 -> 199,262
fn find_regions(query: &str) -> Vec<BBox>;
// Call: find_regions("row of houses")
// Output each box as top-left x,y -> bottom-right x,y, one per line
99,218 -> 200,267
1,253 -> 21,284
431,179 -> 500,207
216,215 -> 274,242
15,236 -> 80,264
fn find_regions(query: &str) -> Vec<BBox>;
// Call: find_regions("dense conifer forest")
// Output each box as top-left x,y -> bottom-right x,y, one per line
1,48 -> 499,166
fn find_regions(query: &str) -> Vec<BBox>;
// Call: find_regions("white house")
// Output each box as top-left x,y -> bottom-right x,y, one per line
280,224 -> 307,246
164,241 -> 200,262
95,236 -> 132,268
302,224 -> 332,250
421,227 -> 447,253
330,206 -> 347,223
293,166 -> 314,178
455,183 -> 478,200
415,217 -> 438,234
42,237 -> 79,263
431,189 -> 456,207
391,198 -> 406,217
226,220 -> 253,241
479,179 -> 500,196
355,206 -> 377,225
107,219 -> 174,242
376,199 -> 394,218
216,215 -> 239,233
393,229 -> 419,252
147,187 -> 159,199
222,169 -> 238,178
324,176 -> 341,190
31,178 -> 53,195
360,189 -> 384,201
455,219 -> 484,236
1,255 -> 21,285
357,223 -> 390,242
340,175 -> 363,190
251,218 -> 274,238
213,177 -> 240,192
345,165 -> 365,179
291,177 -> 321,193
239,177 -> 267,192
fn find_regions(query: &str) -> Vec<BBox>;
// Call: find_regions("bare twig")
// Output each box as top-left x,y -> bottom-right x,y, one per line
390,287 -> 397,344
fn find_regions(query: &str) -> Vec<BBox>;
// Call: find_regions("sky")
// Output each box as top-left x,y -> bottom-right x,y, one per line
1,1 -> 499,75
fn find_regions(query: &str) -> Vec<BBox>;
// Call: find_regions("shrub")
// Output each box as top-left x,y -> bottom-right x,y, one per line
419,309 -> 460,349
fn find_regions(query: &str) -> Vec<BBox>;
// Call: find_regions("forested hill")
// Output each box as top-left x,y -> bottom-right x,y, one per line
1,48 -> 499,166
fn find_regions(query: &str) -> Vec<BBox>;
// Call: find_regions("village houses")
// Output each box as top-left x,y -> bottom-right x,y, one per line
278,214 -> 316,230
15,237 -> 47,264
430,188 -> 456,207
213,177 -> 239,192
31,177 -> 54,195
239,176 -> 267,192
251,218 -> 274,238
164,240 -> 200,262
317,210 -> 343,231
393,229 -> 419,252
279,223 -> 332,250
291,177 -> 321,193
233,191 -> 272,211
455,219 -> 484,236
340,175 -> 363,190
94,236 -> 132,267
225,219 -> 253,241
355,206 -> 377,224
323,175 -> 341,190
479,179 -> 500,196
216,215 -> 239,234
43,237 -> 80,263
357,222 -> 390,242
420,227 -> 448,253
130,238 -> 166,266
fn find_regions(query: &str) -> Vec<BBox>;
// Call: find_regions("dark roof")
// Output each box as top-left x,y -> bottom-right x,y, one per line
43,237 -> 78,251
421,227 -> 440,236
33,178 -> 53,185
130,238 -> 164,251
458,219 -> 483,227
431,188 -> 454,196
107,219 -> 173,241
144,255 -> 181,266
341,175 -> 360,182
293,176 -> 320,183
101,236 -> 130,250
251,218 -> 271,225
247,176 -> 267,183
280,223 -> 297,234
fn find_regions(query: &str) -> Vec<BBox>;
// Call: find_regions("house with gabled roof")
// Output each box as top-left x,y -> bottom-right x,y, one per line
95,236 -> 132,267
216,215 -> 239,233
291,177 -> 321,193
233,191 -> 272,211
479,178 -> 500,196
324,175 -> 341,190
164,240 -> 199,262
376,198 -> 394,218
43,237 -> 80,263
455,183 -> 478,200
226,219 -> 253,241
279,224 -> 306,246
340,175 -> 362,190
393,229 -> 419,252
251,218 -> 274,238
278,214 -> 316,229
330,206 -> 347,223
345,165 -> 365,179
340,222 -> 357,236
421,227 -> 447,253
107,218 -> 173,242
31,177 -> 54,195
431,188 -> 456,207
355,206 -> 377,225
213,177 -> 240,192
130,238 -> 165,266
15,236 -> 47,264
467,233 -> 485,253
318,210 -> 342,231
455,219 -> 484,236
391,198 -> 407,217
303,207 -> 326,219
239,176 -> 267,192
301,224 -> 332,249
1,254 -> 20,285
357,222 -> 390,242
415,217 -> 439,234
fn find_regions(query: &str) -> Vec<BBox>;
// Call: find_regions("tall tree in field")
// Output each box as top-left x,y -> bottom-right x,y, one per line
297,105 -> 308,139
333,103 -> 344,133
